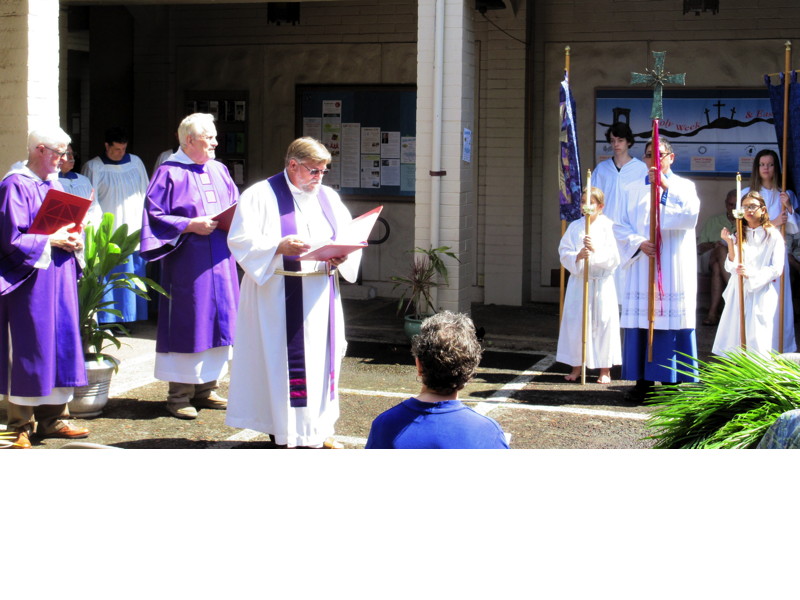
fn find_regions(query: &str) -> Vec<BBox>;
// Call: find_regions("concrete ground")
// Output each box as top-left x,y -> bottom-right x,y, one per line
0,296 -> 720,450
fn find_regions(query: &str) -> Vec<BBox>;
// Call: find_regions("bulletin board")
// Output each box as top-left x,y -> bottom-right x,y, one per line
296,84 -> 417,201
594,88 -> 779,177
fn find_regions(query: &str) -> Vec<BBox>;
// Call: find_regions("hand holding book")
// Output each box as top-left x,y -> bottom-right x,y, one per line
298,205 -> 383,261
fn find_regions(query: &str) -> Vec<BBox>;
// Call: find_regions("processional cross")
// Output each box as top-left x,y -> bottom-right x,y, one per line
630,51 -> 686,361
630,51 -> 686,120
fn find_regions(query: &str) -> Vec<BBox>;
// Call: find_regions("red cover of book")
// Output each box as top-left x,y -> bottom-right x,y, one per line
211,202 -> 237,232
28,189 -> 92,235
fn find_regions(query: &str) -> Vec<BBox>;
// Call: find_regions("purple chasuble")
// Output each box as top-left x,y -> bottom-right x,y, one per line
267,173 -> 339,408
140,159 -> 240,354
0,173 -> 87,396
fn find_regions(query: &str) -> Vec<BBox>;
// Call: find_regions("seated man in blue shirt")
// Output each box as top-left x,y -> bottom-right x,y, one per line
366,311 -> 509,449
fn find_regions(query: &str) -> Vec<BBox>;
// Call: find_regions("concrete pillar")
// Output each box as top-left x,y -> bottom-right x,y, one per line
0,0 -> 62,171
416,0 -> 475,314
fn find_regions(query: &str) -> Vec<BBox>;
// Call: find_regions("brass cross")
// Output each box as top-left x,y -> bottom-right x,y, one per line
630,51 -> 686,120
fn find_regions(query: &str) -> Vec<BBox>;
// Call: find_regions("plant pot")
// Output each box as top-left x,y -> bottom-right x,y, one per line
69,357 -> 119,418
403,314 -> 429,340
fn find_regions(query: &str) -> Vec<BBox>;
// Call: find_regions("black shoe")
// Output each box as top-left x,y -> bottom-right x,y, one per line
624,380 -> 654,404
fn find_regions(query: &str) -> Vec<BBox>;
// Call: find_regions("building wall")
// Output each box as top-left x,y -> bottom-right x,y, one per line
0,0 -> 61,170
534,1 -> 800,302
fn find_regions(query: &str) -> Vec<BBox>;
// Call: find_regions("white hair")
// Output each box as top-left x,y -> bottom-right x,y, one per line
27,127 -> 71,154
178,113 -> 216,147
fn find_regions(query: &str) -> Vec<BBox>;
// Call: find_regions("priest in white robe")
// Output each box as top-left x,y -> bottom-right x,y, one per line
613,139 -> 700,401
82,126 -> 150,324
226,137 -> 361,448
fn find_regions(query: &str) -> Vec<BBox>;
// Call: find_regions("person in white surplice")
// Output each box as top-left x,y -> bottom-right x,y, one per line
740,148 -> 798,353
225,137 -> 361,448
81,127 -> 150,325
712,191 -> 786,357
613,138 -> 701,402
556,187 -> 621,384
592,122 -> 648,302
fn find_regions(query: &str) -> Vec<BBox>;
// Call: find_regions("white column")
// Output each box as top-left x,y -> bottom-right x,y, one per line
0,0 -> 61,171
416,0 -> 475,314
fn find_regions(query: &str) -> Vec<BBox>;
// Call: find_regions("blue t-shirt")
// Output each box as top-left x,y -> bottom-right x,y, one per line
366,397 -> 509,449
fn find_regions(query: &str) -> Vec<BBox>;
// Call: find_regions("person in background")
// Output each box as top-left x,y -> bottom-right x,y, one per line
696,189 -> 736,326
591,122 -> 648,300
613,138 -> 701,402
556,187 -> 621,384
225,137 -> 358,448
712,191 -> 785,357
58,143 -> 102,228
141,113 -> 240,420
0,127 -> 89,449
82,126 -> 150,327
741,149 -> 798,352
366,311 -> 509,449
153,129 -> 180,173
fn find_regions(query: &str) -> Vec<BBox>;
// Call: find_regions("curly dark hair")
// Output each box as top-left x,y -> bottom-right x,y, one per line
411,311 -> 483,395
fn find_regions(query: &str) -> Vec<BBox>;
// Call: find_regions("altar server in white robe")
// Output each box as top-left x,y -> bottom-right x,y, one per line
226,137 -> 361,448
741,149 -> 798,353
592,122 -> 648,301
713,191 -> 785,357
58,144 -> 102,228
556,187 -> 621,384
82,127 -> 150,324
613,139 -> 700,402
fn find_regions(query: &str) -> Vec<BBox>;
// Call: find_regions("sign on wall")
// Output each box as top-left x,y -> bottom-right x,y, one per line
595,89 -> 779,176
297,85 -> 416,201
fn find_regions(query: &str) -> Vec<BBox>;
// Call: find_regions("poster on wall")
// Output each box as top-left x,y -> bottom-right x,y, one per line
595,89 -> 779,176
297,85 -> 416,200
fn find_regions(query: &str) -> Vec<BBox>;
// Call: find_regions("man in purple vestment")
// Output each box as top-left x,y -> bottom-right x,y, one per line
140,113 -> 240,419
1,127 -> 90,449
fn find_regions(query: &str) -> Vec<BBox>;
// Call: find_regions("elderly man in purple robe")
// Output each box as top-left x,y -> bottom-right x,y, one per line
1,127 -> 90,449
140,113 -> 240,419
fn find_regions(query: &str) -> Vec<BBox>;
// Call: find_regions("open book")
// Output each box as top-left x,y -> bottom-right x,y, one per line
299,205 -> 383,261
28,189 -> 92,235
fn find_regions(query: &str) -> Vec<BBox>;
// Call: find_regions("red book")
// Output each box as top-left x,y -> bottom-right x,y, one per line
211,202 -> 237,232
28,189 -> 92,235
299,205 -> 383,261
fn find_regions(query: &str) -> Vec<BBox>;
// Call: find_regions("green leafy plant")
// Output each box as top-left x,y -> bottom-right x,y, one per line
78,212 -> 167,364
646,350 -> 800,449
391,245 -> 458,319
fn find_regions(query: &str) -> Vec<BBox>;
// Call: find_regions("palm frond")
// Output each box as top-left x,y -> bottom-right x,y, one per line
646,350 -> 800,449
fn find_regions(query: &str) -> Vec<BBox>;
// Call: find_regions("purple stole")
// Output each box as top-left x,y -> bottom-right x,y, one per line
268,173 -> 338,408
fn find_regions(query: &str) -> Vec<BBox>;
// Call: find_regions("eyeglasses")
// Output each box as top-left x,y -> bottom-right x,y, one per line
298,162 -> 330,177
64,152 -> 76,162
742,204 -> 763,211
42,145 -> 70,159
643,152 -> 671,159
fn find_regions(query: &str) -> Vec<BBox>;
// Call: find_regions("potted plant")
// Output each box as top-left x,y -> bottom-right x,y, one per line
391,245 -> 458,339
68,213 -> 167,418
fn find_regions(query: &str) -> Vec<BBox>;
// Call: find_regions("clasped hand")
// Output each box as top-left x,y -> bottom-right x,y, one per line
49,223 -> 83,252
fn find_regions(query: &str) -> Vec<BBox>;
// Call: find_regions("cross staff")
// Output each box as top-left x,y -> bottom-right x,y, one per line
631,51 -> 685,361
631,51 -> 686,120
